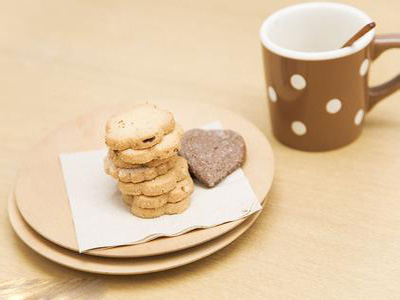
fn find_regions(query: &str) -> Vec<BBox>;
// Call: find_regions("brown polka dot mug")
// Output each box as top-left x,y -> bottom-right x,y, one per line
260,2 -> 400,151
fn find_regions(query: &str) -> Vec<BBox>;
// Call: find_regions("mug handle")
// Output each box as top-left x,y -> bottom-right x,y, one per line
368,33 -> 400,110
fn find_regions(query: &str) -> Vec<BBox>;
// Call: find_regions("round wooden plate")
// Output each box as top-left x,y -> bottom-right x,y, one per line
15,99 -> 274,258
9,192 -> 264,275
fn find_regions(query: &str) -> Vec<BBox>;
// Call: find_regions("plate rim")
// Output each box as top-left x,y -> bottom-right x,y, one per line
15,100 -> 274,258
9,192 -> 264,275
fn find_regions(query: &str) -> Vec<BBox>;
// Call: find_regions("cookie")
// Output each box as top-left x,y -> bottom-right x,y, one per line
112,124 -> 183,165
105,104 -> 175,150
108,151 -> 174,169
123,176 -> 194,208
104,156 -> 177,183
118,157 -> 189,196
130,196 -> 191,219
123,194 -> 132,207
180,129 -> 246,187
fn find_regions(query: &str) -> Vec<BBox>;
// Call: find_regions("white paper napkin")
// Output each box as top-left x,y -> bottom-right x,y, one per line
60,121 -> 261,252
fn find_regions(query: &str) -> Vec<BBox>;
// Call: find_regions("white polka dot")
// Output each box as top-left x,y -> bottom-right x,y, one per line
360,59 -> 369,76
268,86 -> 277,102
326,98 -> 342,114
290,74 -> 306,90
291,121 -> 307,136
354,109 -> 364,125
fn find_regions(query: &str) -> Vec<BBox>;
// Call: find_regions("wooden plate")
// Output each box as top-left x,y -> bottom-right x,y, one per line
15,99 -> 274,257
9,192 -> 264,275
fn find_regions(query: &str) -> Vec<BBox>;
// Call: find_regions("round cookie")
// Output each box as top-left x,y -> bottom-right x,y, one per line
105,104 -> 175,150
123,176 -> 194,208
113,124 -> 183,165
123,195 -> 132,207
118,157 -> 189,196
104,156 -> 177,183
108,151 -> 174,169
130,196 -> 191,219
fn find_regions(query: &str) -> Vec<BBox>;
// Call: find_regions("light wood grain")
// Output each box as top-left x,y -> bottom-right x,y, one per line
1,0 -> 399,299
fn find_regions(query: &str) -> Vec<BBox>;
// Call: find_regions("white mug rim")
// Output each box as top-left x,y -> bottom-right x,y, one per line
259,2 -> 375,61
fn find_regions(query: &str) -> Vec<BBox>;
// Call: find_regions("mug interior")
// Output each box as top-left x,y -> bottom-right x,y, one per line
260,3 -> 374,60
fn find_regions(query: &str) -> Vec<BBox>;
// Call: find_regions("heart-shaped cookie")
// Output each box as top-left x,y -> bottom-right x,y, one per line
180,129 -> 246,187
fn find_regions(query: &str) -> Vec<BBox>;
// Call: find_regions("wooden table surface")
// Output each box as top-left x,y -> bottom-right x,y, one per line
1,0 -> 399,298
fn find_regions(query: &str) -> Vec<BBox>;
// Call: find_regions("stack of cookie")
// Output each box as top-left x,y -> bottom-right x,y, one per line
104,104 -> 194,218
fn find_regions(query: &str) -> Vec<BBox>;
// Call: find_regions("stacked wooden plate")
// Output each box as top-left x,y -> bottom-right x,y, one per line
9,99 -> 274,275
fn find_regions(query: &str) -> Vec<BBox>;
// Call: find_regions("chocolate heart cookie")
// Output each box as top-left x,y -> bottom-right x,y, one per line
180,129 -> 246,187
